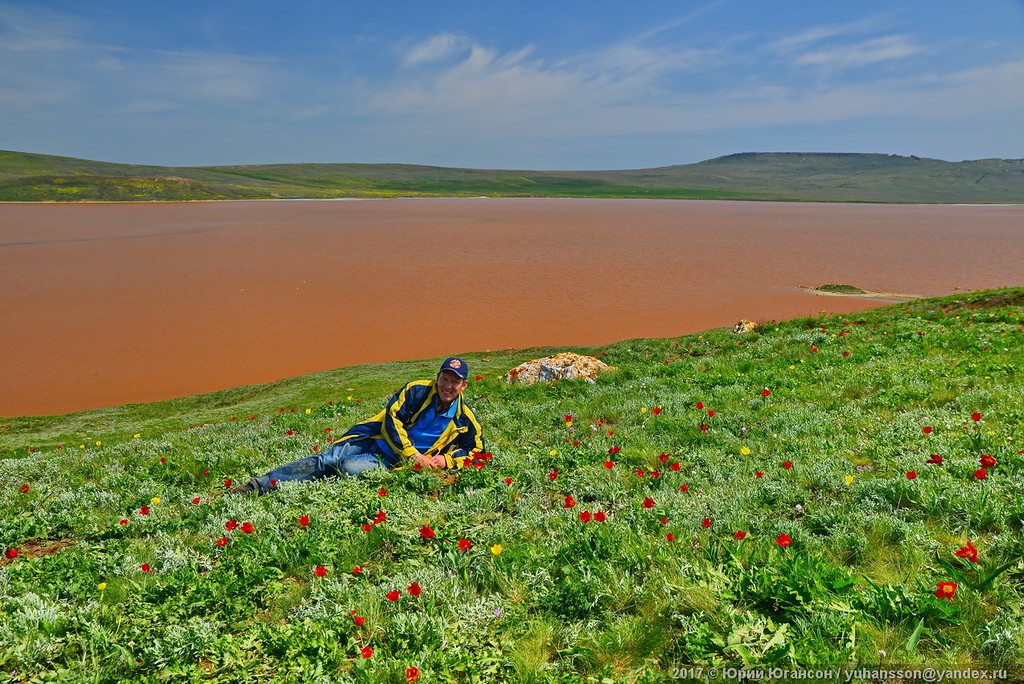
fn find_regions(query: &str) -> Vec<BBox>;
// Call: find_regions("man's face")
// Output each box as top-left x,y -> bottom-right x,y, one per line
436,370 -> 468,405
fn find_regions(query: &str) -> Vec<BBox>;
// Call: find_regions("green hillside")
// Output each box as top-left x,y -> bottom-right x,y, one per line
1,287 -> 1023,681
2,149 -> 1023,203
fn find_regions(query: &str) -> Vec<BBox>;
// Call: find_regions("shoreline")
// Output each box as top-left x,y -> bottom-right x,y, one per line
798,286 -> 922,302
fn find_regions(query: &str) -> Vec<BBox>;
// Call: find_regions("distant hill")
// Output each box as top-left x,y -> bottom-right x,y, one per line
1,149 -> 1023,203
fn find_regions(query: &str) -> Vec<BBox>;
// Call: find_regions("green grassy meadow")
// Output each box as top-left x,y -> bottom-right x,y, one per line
1,288 -> 1023,683
3,149 -> 1024,204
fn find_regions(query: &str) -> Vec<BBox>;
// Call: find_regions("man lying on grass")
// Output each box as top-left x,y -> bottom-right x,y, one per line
230,357 -> 485,495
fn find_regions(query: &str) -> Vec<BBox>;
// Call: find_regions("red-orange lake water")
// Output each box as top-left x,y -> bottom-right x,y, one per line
2,198 -> 1021,417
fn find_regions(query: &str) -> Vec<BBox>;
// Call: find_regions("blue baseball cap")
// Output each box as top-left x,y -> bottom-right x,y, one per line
439,357 -> 469,379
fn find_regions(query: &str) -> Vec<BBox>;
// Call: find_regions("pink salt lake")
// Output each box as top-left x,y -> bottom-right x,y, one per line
1,198 -> 1021,416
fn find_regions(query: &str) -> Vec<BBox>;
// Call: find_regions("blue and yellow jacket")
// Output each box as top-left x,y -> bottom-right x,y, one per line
332,380 -> 484,468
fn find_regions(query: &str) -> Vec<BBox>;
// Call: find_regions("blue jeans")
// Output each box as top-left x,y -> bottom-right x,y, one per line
251,440 -> 399,493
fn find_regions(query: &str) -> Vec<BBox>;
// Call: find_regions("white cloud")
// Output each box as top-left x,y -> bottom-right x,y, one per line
0,4 -> 89,53
401,32 -> 471,68
768,14 -> 894,53
794,35 -> 923,69
355,21 -> 1024,155
363,30 -> 721,139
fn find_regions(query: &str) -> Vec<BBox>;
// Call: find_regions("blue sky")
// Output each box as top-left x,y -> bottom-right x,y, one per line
2,0 -> 1023,169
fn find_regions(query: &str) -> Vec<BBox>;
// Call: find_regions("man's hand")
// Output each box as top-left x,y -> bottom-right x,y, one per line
412,453 -> 447,469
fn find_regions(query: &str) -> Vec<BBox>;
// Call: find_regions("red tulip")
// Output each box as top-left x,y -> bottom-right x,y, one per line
971,412 -> 982,421
666,533 -> 675,542
225,520 -> 238,531
594,511 -> 607,522
922,427 -> 934,434
953,540 -> 978,563
906,471 -> 917,480
642,497 -> 655,509
776,534 -> 791,547
353,615 -> 365,626
408,582 -> 422,596
782,462 -> 792,469
974,469 -> 988,480
734,531 -> 747,540
361,646 -> 373,658
563,495 -> 576,509
419,525 -> 435,539
603,461 -> 615,469
580,511 -> 592,522
140,563 -> 152,572
761,389 -> 771,397
926,455 -> 943,464
314,566 -> 327,577
701,518 -> 712,529
407,667 -> 421,683
458,538 -> 473,551
4,548 -> 18,559
215,537 -> 229,546
386,590 -> 401,601
979,454 -> 997,468
241,522 -> 254,534
935,582 -> 957,600
298,515 -> 310,526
